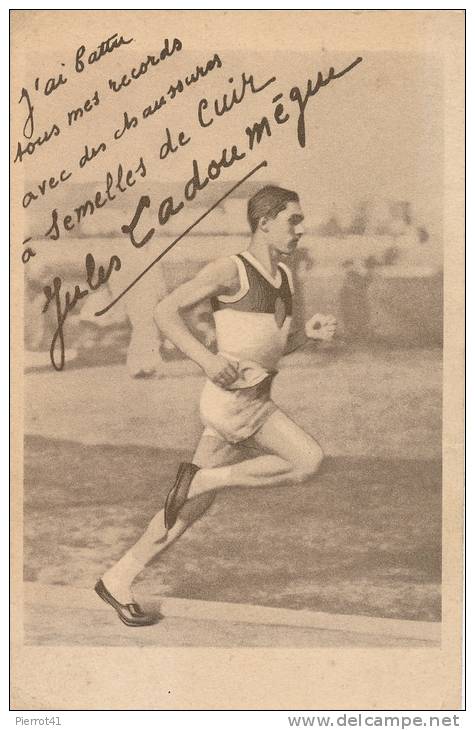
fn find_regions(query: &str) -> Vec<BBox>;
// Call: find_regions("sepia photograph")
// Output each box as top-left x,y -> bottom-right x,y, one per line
10,9 -> 464,710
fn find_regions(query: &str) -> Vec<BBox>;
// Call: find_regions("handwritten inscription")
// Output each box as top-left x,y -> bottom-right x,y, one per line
67,90 -> 101,126
108,38 -> 182,92
16,24 -> 363,371
76,33 -> 134,73
42,253 -> 122,371
121,58 -> 364,247
14,122 -> 61,164
112,52 -> 223,139
197,71 -> 276,128
43,157 -> 146,240
22,169 -> 73,209
289,57 -> 363,147
14,33 -> 136,163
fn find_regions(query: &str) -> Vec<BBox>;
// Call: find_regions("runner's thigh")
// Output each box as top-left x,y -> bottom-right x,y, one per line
253,409 -> 323,470
180,433 -> 258,523
192,432 -> 258,468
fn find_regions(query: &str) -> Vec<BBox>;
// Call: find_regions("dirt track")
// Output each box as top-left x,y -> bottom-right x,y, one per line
25,346 -> 442,458
23,346 -> 442,624
22,583 -> 440,647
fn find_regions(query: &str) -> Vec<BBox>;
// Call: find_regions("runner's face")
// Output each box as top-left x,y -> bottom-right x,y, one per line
266,202 -> 305,255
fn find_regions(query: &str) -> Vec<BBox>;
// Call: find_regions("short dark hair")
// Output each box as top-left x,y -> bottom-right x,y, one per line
247,185 -> 299,233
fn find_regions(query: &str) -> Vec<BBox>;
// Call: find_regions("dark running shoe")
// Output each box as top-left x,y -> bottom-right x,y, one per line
164,462 -> 200,530
94,579 -> 162,627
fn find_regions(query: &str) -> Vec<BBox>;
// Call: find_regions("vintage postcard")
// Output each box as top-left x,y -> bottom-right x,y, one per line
10,9 -> 464,710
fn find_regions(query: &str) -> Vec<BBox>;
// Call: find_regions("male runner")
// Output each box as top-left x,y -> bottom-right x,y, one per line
95,185 -> 337,626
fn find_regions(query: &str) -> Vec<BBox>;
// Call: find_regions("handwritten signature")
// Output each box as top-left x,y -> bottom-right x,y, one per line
119,57 -> 364,250
42,253 -> 121,371
33,50 -> 363,370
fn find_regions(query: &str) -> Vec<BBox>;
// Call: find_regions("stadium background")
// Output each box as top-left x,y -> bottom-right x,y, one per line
23,183 -> 443,629
21,44 -> 443,639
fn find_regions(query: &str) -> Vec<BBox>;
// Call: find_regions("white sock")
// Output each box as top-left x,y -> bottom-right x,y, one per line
102,553 -> 144,603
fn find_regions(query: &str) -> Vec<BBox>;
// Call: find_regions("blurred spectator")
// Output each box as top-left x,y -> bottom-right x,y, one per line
339,258 -> 375,343
291,246 -> 314,336
317,215 -> 345,238
345,201 -> 369,235
294,246 -> 314,275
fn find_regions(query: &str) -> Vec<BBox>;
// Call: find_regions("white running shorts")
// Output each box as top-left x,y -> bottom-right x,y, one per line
200,374 -> 277,443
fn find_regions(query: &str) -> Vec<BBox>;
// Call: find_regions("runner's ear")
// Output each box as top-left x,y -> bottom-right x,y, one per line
259,215 -> 269,232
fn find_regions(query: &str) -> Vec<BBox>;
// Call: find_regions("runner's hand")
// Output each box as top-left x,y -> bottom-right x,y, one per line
305,313 -> 337,341
202,354 -> 239,388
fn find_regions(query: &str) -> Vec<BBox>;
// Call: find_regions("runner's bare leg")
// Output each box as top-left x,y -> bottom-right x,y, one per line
100,435 -> 248,602
101,412 -> 323,602
188,409 -> 323,496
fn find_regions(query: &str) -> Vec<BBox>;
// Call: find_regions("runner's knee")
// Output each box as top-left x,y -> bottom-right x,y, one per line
293,444 -> 324,483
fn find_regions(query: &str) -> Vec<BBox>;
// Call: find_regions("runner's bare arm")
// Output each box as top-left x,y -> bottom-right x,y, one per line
154,257 -> 240,387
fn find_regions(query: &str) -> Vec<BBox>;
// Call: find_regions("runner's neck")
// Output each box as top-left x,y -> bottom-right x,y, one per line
246,241 -> 281,281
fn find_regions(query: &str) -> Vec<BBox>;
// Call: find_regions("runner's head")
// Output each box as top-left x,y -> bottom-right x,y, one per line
247,185 -> 305,255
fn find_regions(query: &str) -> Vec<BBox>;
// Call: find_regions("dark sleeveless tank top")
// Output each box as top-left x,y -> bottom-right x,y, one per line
211,253 -> 293,319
